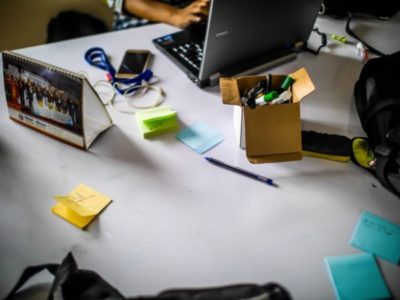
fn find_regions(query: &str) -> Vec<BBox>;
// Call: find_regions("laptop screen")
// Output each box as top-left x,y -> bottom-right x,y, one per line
200,0 -> 322,81
153,0 -> 322,87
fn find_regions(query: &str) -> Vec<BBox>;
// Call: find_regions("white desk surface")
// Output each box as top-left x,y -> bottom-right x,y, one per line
1,14 -> 400,300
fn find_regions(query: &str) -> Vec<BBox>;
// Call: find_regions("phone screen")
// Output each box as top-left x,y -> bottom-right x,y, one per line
116,51 -> 151,77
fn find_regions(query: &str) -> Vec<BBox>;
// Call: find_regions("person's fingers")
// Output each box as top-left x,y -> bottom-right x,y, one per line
187,0 -> 209,11
188,15 -> 202,23
196,0 -> 210,5
186,2 -> 209,16
175,0 -> 211,27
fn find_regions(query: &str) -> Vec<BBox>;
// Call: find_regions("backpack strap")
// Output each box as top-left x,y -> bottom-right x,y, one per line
374,149 -> 393,190
359,97 -> 400,197
374,151 -> 400,197
4,253 -> 126,300
362,98 -> 400,128
48,252 -> 78,300
4,263 -> 59,300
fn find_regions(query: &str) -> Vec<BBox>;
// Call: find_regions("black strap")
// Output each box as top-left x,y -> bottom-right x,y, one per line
5,253 -> 292,300
4,253 -> 125,300
48,252 -> 78,300
361,98 -> 400,130
128,283 -> 292,300
374,154 -> 400,197
4,253 -> 78,300
303,28 -> 327,55
375,155 -> 391,190
4,263 -> 59,300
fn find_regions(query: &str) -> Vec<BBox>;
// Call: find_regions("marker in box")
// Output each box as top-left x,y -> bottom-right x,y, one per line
280,75 -> 294,91
255,90 -> 278,106
269,90 -> 292,105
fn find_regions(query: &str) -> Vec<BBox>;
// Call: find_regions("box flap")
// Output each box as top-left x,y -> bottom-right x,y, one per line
290,68 -> 315,103
219,77 -> 240,105
220,76 -> 266,106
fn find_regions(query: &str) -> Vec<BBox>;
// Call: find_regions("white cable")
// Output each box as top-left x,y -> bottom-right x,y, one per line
93,80 -> 116,106
124,84 -> 165,109
92,78 -> 165,114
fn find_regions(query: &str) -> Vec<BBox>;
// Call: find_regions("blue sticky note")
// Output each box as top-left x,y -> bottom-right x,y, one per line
176,122 -> 224,154
325,253 -> 391,300
350,211 -> 400,264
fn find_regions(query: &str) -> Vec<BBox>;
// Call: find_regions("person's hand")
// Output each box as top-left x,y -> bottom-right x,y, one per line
171,0 -> 210,28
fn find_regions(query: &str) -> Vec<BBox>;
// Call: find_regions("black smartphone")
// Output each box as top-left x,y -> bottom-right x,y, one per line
115,50 -> 152,79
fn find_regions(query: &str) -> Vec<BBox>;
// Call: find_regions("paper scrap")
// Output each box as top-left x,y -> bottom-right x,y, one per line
350,211 -> 400,264
176,122 -> 224,154
51,183 -> 111,229
325,253 -> 391,300
136,106 -> 179,138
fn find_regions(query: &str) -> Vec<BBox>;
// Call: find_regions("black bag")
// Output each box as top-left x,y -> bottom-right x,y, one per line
47,11 -> 108,43
320,0 -> 400,19
5,252 -> 292,300
353,51 -> 400,197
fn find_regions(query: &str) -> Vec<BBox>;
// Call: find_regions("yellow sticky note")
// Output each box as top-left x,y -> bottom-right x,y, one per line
51,183 -> 111,229
51,202 -> 95,229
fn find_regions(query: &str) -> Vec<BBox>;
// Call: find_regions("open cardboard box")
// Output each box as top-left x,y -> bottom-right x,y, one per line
220,68 -> 315,164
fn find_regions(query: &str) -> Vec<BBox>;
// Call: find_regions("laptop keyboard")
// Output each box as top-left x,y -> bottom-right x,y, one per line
171,42 -> 203,70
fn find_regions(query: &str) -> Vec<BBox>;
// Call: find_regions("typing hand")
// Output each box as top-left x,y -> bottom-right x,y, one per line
171,0 -> 210,28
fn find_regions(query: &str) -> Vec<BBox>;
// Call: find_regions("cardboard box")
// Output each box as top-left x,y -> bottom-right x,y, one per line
220,68 -> 315,164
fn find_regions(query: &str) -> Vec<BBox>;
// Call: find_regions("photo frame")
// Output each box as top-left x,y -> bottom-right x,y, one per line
2,51 -> 112,149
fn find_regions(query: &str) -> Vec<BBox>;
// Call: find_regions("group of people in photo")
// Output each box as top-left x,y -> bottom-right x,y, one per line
4,65 -> 82,129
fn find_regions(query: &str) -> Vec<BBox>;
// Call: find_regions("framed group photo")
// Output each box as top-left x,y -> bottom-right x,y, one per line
2,51 -> 112,149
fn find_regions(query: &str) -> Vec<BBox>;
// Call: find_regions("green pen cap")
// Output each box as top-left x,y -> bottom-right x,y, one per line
280,76 -> 294,90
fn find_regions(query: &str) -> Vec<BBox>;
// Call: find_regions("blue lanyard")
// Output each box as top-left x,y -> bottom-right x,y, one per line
84,47 -> 153,95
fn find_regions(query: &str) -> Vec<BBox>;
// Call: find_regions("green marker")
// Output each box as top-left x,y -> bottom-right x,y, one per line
280,76 -> 294,91
269,90 -> 292,105
255,90 -> 278,106
331,34 -> 348,43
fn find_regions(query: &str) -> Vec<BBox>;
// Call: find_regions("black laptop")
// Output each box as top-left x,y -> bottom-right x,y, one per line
153,0 -> 322,88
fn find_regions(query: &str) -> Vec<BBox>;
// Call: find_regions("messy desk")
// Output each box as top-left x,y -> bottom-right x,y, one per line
1,12 -> 400,300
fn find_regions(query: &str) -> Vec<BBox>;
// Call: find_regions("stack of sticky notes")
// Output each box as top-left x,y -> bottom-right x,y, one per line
51,183 -> 112,229
325,211 -> 400,299
325,253 -> 391,300
350,211 -> 400,264
176,122 -> 224,154
136,106 -> 179,138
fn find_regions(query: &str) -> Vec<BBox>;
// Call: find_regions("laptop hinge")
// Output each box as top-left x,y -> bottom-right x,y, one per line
209,72 -> 221,86
206,49 -> 296,87
236,51 -> 297,77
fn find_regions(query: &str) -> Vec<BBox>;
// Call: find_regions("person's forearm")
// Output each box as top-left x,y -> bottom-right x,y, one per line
123,0 -> 179,25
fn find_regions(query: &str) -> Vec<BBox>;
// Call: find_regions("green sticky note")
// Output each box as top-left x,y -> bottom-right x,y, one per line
142,110 -> 177,126
350,211 -> 400,264
325,253 -> 390,300
136,106 -> 179,138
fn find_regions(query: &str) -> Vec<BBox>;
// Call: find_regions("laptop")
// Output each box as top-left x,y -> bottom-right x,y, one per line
152,0 -> 322,88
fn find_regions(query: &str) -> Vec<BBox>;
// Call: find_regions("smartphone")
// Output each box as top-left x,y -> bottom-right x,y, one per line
115,50 -> 152,79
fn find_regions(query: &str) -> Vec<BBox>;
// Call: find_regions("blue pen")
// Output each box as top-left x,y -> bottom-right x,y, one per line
205,157 -> 277,187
